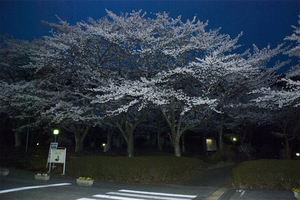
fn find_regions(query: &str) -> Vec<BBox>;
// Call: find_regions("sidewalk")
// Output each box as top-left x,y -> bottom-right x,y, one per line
0,168 -> 75,185
176,165 -> 234,188
222,189 -> 296,200
175,165 -> 297,200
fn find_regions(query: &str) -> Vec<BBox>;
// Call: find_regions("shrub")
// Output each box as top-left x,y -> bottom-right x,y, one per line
66,156 -> 207,184
202,152 -> 227,164
232,159 -> 300,190
27,155 -> 47,171
202,147 -> 237,164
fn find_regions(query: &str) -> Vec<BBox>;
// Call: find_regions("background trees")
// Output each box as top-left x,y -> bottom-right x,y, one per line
251,16 -> 300,109
1,11 -> 299,158
0,37 -> 41,147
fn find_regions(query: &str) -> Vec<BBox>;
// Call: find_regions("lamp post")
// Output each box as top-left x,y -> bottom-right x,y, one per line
230,135 -> 237,144
53,129 -> 59,143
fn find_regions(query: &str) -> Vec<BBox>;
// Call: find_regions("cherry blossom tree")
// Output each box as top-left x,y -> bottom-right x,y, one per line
209,43 -> 286,151
247,17 -> 300,159
251,16 -> 300,108
1,10 -> 293,157
271,107 -> 299,159
1,18 -> 103,152
34,12 -> 161,154
79,10 -> 218,156
0,37 -> 41,147
29,18 -> 106,152
93,30 -> 280,156
91,10 -> 285,156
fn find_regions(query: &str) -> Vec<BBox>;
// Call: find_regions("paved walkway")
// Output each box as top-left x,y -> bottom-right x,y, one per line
175,164 -> 296,200
176,165 -> 234,188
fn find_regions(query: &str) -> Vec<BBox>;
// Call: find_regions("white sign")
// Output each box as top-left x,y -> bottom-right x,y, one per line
50,149 -> 66,163
206,139 -> 217,151
47,142 -> 58,163
48,147 -> 66,175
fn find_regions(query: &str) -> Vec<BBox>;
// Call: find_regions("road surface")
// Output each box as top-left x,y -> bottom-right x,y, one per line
0,168 -> 296,200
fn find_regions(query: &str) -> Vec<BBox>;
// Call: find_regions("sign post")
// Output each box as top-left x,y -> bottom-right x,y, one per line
48,148 -> 67,175
46,142 -> 58,168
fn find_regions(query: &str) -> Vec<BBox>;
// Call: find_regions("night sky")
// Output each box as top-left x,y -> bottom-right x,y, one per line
1,0 -> 299,72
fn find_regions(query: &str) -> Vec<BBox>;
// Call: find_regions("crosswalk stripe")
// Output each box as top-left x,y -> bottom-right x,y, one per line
119,189 -> 197,198
78,189 -> 197,200
107,192 -> 192,200
93,194 -> 146,200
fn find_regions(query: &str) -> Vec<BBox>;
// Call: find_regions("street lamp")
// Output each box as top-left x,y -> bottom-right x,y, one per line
230,136 -> 237,143
53,129 -> 59,143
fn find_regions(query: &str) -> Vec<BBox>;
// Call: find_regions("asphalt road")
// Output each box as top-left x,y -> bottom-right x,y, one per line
0,169 -> 217,200
0,168 -> 296,200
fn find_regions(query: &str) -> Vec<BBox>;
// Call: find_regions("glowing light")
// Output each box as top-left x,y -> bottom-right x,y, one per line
53,129 -> 59,142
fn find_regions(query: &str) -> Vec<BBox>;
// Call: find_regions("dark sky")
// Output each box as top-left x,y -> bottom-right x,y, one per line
1,0 -> 299,72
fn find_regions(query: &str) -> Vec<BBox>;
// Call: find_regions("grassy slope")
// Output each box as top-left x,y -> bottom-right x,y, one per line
232,159 -> 300,190
3,147 -> 299,190
66,156 -> 208,184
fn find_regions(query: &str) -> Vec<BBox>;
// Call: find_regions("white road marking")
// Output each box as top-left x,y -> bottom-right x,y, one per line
205,188 -> 227,200
107,192 -> 192,200
77,189 -> 197,200
0,183 -> 71,194
88,189 -> 197,200
240,190 -> 245,197
77,198 -> 96,200
119,189 -> 197,198
93,194 -> 146,200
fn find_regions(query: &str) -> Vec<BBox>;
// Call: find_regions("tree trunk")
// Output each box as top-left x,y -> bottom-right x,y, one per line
282,120 -> 291,160
14,119 -> 22,147
285,137 -> 291,160
127,134 -> 134,157
106,130 -> 113,152
75,133 -> 84,153
63,124 -> 90,153
160,102 -> 182,157
181,132 -> 185,153
219,115 -> 224,150
173,135 -> 181,157
15,131 -> 21,147
157,115 -> 163,152
160,101 -> 213,157
219,128 -> 224,150
113,105 -> 152,157
75,132 -> 84,153
157,132 -> 162,152
116,123 -> 135,157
